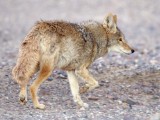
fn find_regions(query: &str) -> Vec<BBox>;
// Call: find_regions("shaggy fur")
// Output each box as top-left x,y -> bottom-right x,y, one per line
12,13 -> 134,109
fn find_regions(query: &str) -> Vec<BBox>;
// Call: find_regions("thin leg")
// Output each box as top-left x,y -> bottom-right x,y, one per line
19,64 -> 39,105
30,63 -> 52,109
30,44 -> 59,109
67,71 -> 89,109
19,84 -> 27,104
76,68 -> 99,94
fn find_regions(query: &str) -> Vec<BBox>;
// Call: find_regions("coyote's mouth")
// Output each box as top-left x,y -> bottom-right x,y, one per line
120,49 -> 131,55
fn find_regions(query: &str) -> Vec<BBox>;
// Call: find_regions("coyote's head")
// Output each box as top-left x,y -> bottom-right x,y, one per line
103,13 -> 134,54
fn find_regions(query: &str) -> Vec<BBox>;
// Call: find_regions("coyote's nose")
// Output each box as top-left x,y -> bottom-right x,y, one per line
131,49 -> 135,53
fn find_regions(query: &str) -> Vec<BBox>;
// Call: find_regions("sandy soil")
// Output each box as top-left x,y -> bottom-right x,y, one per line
0,0 -> 160,120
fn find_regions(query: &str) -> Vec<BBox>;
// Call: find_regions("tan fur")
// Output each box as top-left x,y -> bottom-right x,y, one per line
12,13 -> 134,109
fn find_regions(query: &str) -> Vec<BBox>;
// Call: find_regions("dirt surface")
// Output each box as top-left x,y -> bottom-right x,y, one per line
0,0 -> 160,120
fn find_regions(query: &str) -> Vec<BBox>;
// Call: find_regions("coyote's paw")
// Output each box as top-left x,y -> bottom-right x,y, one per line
19,95 -> 27,105
89,83 -> 99,91
80,103 -> 89,110
34,103 -> 45,110
80,83 -> 99,94
83,103 -> 89,108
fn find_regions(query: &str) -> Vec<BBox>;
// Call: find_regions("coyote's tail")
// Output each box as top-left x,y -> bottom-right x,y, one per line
12,65 -> 26,84
12,35 -> 40,85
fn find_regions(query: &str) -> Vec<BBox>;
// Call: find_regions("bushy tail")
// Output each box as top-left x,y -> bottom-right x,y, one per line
12,36 -> 40,85
12,67 -> 25,85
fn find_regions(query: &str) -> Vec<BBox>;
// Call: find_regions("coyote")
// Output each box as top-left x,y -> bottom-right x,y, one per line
12,13 -> 134,109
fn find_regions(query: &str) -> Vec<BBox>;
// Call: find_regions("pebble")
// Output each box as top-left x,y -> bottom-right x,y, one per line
55,70 -> 67,79
123,99 -> 138,109
143,87 -> 153,94
58,73 -> 67,79
47,77 -> 54,81
152,95 -> 159,100
118,100 -> 122,104
88,97 -> 99,101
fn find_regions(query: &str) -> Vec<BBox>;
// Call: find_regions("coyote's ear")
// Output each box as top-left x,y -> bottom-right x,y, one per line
113,15 -> 117,24
103,13 -> 117,33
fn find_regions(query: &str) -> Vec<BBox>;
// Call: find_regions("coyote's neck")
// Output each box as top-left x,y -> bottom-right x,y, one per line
83,21 -> 109,60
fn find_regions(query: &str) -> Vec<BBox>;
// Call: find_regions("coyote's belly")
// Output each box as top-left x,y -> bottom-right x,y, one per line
57,52 -> 92,71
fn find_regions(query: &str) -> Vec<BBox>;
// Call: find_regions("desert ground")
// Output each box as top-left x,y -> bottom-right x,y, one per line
0,0 -> 159,120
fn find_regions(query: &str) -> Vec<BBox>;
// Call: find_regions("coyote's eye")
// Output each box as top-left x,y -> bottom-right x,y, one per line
119,38 -> 122,41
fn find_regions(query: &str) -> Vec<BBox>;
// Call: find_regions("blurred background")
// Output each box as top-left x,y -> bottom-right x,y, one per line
0,0 -> 159,119
0,0 -> 160,67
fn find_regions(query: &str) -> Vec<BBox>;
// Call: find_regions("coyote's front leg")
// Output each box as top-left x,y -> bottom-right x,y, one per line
76,68 -> 99,94
67,71 -> 89,109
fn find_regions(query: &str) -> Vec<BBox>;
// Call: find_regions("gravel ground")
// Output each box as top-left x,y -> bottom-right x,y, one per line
0,0 -> 160,120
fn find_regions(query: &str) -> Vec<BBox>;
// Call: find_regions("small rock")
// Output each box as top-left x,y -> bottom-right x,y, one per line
117,100 -> 122,104
88,97 -> 99,101
123,99 -> 138,109
99,80 -> 110,87
143,87 -> 153,94
55,70 -> 67,79
101,80 -> 109,83
106,95 -> 118,100
112,96 -> 118,100
58,73 -> 67,79
99,83 -> 104,86
47,77 -> 54,81
152,95 -> 159,100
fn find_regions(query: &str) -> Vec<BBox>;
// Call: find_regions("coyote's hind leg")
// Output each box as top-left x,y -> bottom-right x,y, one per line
18,67 -> 39,104
30,61 -> 53,109
19,83 -> 27,105
29,50 -> 59,109
12,64 -> 38,105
